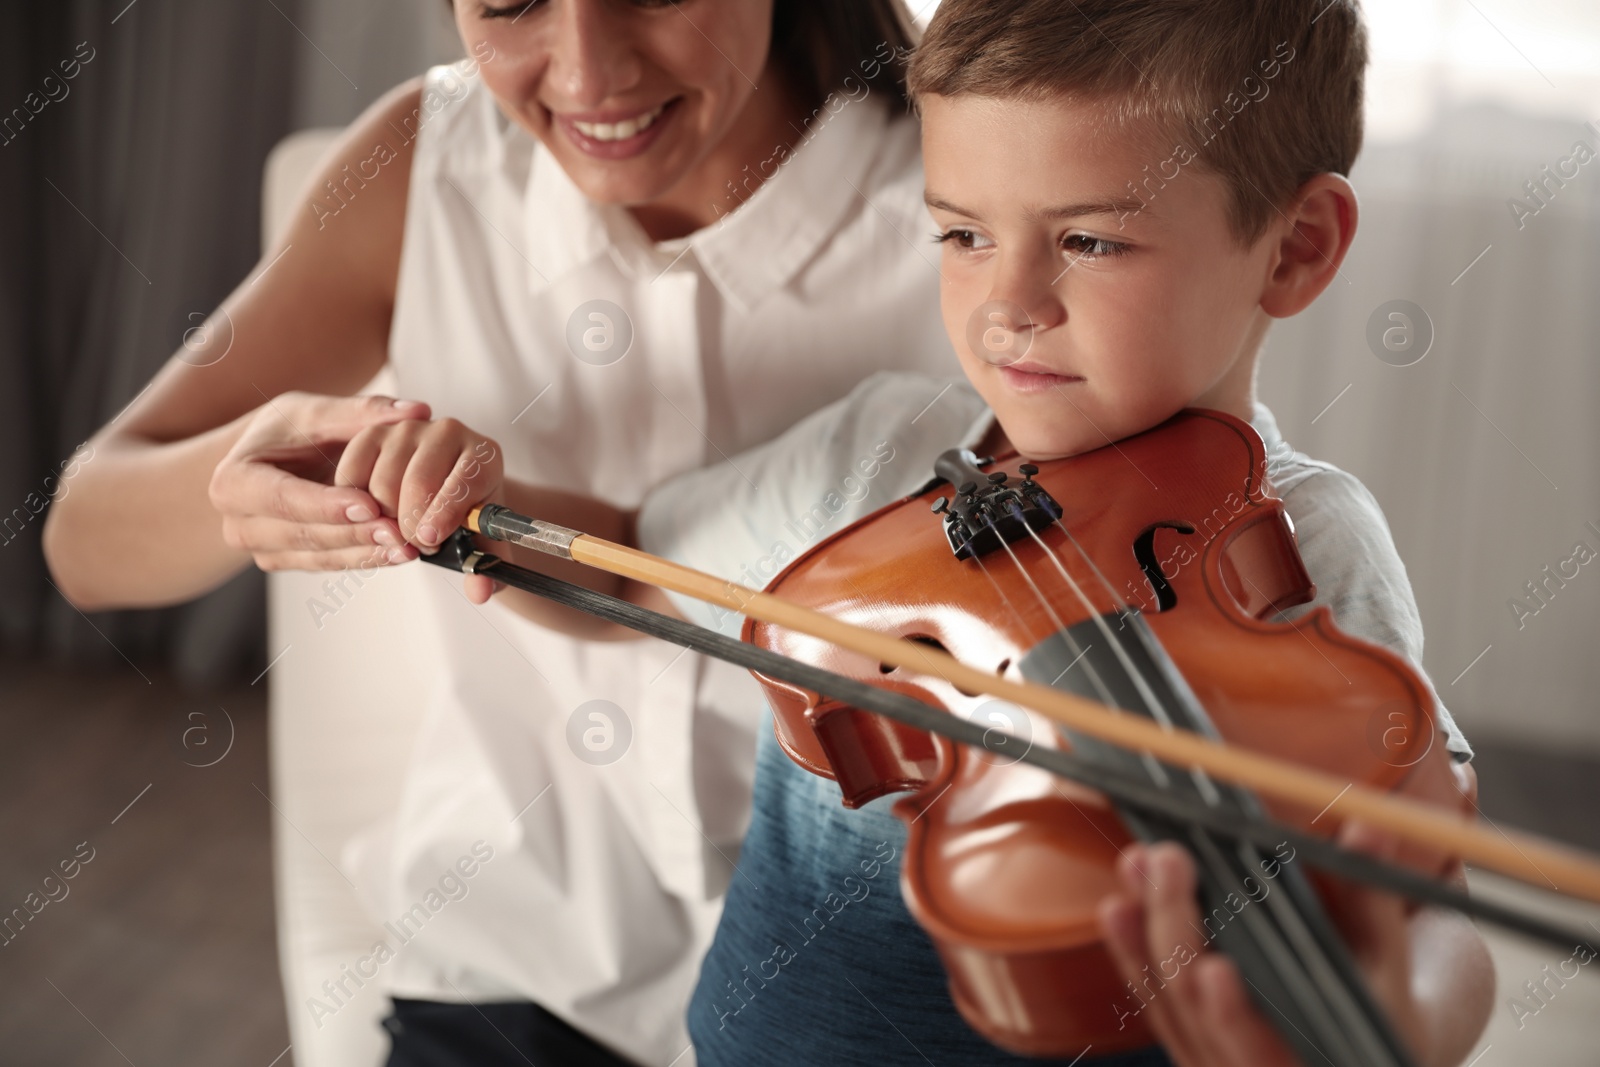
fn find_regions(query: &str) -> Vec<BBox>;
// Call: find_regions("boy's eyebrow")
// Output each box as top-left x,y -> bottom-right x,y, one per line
925,192 -> 1155,221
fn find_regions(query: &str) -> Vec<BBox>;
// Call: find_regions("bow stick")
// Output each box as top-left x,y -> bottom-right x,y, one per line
418,503 -> 1600,942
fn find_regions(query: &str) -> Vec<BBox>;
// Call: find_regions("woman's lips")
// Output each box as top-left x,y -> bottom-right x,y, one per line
997,360 -> 1084,394
552,97 -> 680,160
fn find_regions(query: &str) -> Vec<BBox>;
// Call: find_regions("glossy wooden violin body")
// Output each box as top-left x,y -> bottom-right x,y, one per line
743,409 -> 1469,1057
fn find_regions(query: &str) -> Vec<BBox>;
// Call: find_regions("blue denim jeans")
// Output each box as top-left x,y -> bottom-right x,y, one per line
687,714 -> 1172,1067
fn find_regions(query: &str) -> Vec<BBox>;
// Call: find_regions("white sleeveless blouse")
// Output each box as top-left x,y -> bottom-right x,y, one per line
355,61 -> 956,1064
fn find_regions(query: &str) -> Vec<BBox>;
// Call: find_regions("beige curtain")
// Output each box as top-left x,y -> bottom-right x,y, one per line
1258,100 -> 1600,752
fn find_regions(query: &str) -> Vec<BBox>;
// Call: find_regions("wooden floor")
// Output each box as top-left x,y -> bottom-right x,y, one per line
0,655 -> 289,1066
1,654 -> 1597,1066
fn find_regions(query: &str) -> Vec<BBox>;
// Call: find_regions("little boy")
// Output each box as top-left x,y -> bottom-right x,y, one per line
626,1 -> 1491,1064
388,0 -> 1493,1063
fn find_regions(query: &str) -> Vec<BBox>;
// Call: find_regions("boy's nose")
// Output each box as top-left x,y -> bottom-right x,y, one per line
983,268 -> 1066,337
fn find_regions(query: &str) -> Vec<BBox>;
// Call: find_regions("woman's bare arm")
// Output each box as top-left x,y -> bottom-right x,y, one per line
43,78 -> 426,610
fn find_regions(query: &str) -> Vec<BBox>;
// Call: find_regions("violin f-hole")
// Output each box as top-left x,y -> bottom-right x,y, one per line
1131,521 -> 1195,613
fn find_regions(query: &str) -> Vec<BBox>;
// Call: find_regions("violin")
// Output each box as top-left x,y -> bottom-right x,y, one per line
742,408 -> 1465,1061
425,408 -> 1600,1066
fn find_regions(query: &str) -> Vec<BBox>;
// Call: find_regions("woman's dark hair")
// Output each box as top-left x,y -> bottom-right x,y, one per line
442,1 -> 918,112
770,0 -> 917,112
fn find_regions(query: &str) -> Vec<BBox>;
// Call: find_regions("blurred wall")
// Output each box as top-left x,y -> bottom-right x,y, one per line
289,0 -> 462,130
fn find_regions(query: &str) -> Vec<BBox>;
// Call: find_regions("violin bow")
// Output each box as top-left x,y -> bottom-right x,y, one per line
419,503 -> 1600,947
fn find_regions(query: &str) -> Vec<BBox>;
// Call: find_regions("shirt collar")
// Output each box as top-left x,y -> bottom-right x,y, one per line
515,93 -> 897,309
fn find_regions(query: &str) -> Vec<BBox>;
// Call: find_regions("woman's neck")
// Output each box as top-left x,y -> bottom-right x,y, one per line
629,62 -> 814,243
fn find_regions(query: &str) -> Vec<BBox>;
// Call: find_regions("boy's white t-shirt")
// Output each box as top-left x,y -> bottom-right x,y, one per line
637,371 -> 1471,759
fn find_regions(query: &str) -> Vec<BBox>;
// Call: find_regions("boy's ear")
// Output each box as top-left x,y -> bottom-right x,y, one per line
1259,173 -> 1359,319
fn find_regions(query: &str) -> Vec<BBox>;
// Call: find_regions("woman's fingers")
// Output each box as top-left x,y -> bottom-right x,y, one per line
225,514 -> 412,560
256,544 -> 414,573
281,392 -> 431,446
212,455 -> 383,528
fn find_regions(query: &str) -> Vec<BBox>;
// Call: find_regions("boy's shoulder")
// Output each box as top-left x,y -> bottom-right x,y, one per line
1251,403 -> 1472,759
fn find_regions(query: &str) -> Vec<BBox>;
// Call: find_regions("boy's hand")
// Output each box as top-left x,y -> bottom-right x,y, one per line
1097,825 -> 1427,1067
334,415 -> 504,602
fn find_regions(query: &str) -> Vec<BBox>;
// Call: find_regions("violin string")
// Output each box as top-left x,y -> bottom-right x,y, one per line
1025,504 -> 1408,1065
952,530 -> 1045,639
971,524 -> 1129,722
967,510 -> 1171,788
967,498 -> 1182,793
956,527 -> 1139,767
1018,520 -> 1224,807
979,492 -> 1392,1064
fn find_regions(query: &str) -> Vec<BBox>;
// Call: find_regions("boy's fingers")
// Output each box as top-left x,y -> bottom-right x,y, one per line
1196,955 -> 1296,1065
1331,821 -> 1410,962
400,440 -> 467,547
368,420 -> 425,522
462,573 -> 498,604
1141,845 -> 1213,1044
1100,890 -> 1199,1062
415,454 -> 490,547
334,424 -> 390,494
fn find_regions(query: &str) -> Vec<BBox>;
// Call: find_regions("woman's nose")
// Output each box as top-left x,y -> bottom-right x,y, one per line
547,0 -> 644,108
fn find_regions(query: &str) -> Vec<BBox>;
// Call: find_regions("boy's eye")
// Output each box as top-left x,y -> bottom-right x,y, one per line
1062,233 -> 1128,259
933,228 -> 995,252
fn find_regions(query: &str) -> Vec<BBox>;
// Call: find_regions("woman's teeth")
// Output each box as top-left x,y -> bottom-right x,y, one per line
571,103 -> 666,142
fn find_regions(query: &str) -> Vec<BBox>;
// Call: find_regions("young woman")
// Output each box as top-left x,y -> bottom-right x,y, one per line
42,2 -> 955,1064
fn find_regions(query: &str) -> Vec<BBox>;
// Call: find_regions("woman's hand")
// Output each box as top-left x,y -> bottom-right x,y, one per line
209,392 -> 433,573
1097,824 -> 1427,1066
334,413 -> 506,604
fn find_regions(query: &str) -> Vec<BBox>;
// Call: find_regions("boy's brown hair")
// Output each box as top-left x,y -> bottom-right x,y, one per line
907,0 -> 1369,245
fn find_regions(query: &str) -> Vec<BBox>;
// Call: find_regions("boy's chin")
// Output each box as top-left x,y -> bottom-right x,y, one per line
999,419 -> 1101,463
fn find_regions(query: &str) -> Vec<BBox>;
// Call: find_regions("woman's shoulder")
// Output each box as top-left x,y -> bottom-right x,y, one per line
405,56 -> 514,170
